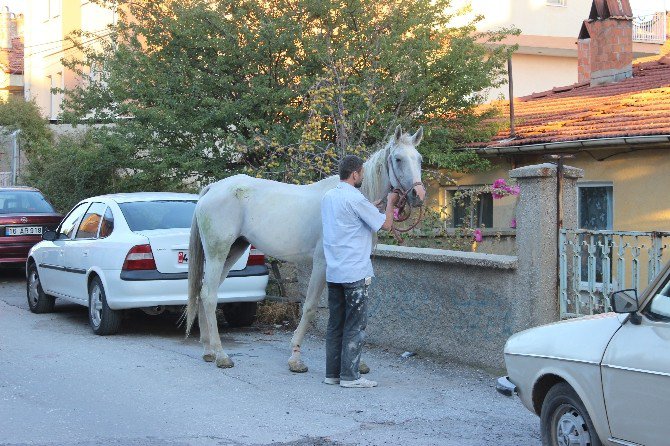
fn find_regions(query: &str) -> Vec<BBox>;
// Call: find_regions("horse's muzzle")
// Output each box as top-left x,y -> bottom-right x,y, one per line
408,184 -> 426,207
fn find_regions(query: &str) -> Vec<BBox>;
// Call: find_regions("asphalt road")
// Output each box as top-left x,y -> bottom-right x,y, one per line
0,268 -> 540,446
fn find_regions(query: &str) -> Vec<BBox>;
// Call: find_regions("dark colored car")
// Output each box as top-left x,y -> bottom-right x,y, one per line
0,187 -> 63,266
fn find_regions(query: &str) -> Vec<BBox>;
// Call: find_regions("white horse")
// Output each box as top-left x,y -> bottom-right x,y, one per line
186,125 -> 426,372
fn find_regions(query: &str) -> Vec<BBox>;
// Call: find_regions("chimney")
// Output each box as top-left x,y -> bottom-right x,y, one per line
578,0 -> 634,86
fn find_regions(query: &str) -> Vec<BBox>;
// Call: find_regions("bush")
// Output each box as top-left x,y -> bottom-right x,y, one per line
24,131 -> 124,213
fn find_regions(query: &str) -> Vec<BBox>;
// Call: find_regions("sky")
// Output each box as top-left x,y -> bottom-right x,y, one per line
0,0 -> 668,16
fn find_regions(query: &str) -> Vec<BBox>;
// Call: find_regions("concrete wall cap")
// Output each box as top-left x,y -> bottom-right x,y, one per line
509,163 -> 584,179
374,244 -> 518,270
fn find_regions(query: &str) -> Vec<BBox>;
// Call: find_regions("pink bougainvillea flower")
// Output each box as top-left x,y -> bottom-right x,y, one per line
473,229 -> 483,242
492,191 -> 505,200
510,218 -> 517,229
393,208 -> 399,220
492,178 -> 507,188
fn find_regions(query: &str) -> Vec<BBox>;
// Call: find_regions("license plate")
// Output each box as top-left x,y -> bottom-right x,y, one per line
178,251 -> 188,264
6,226 -> 42,236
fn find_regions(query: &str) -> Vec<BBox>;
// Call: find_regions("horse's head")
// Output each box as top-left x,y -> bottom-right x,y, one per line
386,125 -> 426,207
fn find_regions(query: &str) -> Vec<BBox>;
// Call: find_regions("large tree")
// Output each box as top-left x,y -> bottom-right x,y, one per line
61,0 -> 517,188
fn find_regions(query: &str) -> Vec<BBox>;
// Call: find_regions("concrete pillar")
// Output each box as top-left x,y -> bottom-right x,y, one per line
509,163 -> 583,328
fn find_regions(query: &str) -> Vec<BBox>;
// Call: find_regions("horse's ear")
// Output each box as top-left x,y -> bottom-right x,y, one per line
394,125 -> 403,142
412,127 -> 424,146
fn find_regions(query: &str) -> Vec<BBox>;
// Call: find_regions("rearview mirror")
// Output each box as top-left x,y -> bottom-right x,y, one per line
42,230 -> 57,242
611,289 -> 639,314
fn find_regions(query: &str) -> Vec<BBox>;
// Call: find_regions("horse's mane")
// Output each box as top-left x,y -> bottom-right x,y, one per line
360,146 -> 390,203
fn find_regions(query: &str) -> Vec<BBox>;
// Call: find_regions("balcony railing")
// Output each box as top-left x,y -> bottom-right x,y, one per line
633,12 -> 667,44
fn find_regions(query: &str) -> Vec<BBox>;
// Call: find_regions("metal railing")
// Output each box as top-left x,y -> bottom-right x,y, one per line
559,229 -> 670,319
633,12 -> 667,44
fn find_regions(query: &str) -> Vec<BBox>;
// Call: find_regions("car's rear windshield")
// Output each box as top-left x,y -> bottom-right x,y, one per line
119,200 -> 197,231
0,190 -> 56,214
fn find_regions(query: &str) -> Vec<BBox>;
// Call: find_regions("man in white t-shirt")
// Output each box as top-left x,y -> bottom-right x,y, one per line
321,155 -> 398,388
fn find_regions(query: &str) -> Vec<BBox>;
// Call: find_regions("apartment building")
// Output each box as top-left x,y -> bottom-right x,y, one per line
0,7 -> 23,101
452,0 -> 667,100
23,0 -> 115,120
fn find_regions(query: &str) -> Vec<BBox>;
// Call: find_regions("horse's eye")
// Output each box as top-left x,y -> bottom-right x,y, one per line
395,158 -> 402,163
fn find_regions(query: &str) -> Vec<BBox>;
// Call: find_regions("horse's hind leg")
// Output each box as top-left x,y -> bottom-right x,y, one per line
289,255 -> 326,373
201,238 -> 250,368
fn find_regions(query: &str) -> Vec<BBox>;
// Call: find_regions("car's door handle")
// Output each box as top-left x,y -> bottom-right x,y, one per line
83,251 -> 89,257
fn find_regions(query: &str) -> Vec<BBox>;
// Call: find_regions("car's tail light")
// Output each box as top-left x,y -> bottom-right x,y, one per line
247,245 -> 265,266
122,244 -> 157,271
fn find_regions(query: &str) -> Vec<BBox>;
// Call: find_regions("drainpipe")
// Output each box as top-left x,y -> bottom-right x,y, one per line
10,129 -> 20,186
508,57 -> 515,138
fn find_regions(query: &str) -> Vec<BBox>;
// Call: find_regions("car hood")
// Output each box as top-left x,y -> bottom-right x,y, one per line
505,313 -> 625,364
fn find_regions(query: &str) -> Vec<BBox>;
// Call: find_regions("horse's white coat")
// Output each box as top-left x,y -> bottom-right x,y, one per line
186,126 -> 425,372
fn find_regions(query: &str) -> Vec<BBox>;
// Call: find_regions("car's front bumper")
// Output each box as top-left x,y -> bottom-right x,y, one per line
496,376 -> 517,397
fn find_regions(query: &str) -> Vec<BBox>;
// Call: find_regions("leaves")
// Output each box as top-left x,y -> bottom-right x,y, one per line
58,0 -> 518,188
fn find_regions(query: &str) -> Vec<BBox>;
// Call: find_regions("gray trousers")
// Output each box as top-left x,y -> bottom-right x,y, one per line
325,279 -> 368,381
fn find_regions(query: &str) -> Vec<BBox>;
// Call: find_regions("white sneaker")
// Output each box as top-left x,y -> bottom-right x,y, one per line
323,377 -> 340,385
339,377 -> 378,388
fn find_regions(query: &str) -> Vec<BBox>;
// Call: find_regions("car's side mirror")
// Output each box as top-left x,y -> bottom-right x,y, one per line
42,230 -> 57,242
611,289 -> 641,325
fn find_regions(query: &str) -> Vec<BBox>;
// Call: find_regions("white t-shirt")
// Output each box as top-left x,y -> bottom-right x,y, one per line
321,182 -> 386,284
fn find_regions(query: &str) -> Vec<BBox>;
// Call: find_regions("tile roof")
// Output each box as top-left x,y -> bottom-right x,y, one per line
475,54 -> 670,149
0,37 -> 23,75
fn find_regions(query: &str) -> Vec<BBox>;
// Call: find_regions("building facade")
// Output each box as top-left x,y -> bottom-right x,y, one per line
0,7 -> 24,101
451,0 -> 666,100
23,0 -> 115,120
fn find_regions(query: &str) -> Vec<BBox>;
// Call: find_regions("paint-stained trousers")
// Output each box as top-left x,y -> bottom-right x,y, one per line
325,279 -> 369,381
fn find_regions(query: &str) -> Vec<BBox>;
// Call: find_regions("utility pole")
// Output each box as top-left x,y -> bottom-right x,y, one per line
10,129 -> 20,186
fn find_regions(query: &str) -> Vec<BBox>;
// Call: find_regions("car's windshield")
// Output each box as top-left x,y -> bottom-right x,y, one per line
647,275 -> 670,321
0,190 -> 56,214
119,200 -> 197,231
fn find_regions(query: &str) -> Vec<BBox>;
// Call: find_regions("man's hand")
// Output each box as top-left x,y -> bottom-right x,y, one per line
381,192 -> 400,231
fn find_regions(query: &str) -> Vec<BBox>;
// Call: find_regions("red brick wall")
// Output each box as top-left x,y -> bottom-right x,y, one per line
578,18 -> 633,85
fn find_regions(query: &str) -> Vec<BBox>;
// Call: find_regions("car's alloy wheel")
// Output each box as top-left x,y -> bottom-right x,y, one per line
26,263 -> 55,314
541,382 -> 602,446
88,276 -> 121,335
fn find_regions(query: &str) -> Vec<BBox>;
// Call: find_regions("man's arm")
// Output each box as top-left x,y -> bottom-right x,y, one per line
380,192 -> 399,231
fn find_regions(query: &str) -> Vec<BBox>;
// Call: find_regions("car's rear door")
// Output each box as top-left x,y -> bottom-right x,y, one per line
601,277 -> 670,445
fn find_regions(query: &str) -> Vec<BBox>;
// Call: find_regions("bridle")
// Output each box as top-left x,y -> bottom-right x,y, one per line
386,148 -> 425,243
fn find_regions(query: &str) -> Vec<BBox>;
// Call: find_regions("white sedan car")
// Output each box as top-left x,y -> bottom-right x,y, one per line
26,192 -> 269,335
497,262 -> 670,446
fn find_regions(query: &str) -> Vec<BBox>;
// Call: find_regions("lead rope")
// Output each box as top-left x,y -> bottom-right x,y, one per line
386,152 -> 425,244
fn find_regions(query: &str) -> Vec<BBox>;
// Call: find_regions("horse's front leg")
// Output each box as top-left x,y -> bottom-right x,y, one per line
289,260 -> 326,373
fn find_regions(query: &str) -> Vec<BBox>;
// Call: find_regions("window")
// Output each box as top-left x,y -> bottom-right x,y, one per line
0,191 -> 56,214
547,0 -> 567,6
75,202 -> 107,239
578,184 -> 614,283
119,200 -> 197,231
58,203 -> 89,239
445,188 -> 493,228
648,276 -> 670,321
99,207 -> 114,238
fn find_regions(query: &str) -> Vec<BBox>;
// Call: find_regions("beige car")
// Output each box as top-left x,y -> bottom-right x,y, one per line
497,262 -> 670,446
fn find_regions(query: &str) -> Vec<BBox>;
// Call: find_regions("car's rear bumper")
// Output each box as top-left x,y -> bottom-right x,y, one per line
0,238 -> 41,264
496,376 -> 517,397
104,266 -> 269,310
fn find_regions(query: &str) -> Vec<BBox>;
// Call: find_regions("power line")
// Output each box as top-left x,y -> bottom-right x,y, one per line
22,27 -> 112,50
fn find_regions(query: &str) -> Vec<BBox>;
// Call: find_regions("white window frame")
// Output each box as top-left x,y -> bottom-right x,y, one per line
576,182 -> 614,290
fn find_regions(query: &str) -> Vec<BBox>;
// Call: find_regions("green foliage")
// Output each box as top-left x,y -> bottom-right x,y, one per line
0,98 -> 52,155
24,131 -> 124,212
60,0 -> 517,187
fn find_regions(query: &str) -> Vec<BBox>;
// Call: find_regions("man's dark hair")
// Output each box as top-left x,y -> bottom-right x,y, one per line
339,155 -> 364,180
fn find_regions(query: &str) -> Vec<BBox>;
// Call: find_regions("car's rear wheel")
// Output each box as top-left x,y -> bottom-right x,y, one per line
88,276 -> 121,335
221,302 -> 257,327
541,382 -> 602,446
26,263 -> 55,313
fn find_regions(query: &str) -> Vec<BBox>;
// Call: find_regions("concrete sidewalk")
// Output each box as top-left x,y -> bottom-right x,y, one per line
0,272 -> 539,445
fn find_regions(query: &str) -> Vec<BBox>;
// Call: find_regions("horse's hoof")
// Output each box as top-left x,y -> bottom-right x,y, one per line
203,353 -> 215,362
288,359 -> 308,373
359,361 -> 370,374
216,356 -> 235,368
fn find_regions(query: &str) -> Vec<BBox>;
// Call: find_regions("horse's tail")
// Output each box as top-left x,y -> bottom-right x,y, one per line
185,185 -> 211,338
